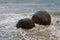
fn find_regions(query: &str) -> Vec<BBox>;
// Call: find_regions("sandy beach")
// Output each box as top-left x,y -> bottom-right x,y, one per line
0,13 -> 60,40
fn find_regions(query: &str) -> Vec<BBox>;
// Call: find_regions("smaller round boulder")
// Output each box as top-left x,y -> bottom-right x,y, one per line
16,18 -> 35,29
32,11 -> 51,25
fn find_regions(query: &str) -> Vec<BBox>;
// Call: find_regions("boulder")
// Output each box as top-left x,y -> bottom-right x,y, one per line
16,18 -> 35,29
32,11 -> 51,25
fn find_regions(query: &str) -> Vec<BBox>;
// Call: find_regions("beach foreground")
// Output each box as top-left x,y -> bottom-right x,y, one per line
0,13 -> 60,40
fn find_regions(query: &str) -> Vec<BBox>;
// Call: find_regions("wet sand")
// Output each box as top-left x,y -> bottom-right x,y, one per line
0,13 -> 60,40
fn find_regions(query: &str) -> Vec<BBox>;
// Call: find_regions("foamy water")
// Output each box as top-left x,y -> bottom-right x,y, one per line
0,13 -> 60,40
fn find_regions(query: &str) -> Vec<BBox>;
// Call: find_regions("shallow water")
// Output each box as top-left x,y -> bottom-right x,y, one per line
0,0 -> 60,14
0,13 -> 60,40
0,3 -> 60,13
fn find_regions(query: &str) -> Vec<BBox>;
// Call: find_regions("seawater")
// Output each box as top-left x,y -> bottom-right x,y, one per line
0,0 -> 60,13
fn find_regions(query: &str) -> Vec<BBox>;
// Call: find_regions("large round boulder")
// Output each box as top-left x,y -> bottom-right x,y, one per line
32,11 -> 51,25
16,18 -> 35,29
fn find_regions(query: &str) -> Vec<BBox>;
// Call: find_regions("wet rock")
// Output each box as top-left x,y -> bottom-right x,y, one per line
22,38 -> 26,40
56,21 -> 60,23
16,18 -> 35,29
32,11 -> 51,25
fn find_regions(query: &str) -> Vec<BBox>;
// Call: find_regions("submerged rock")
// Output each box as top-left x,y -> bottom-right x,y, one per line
32,11 -> 51,25
16,18 -> 35,29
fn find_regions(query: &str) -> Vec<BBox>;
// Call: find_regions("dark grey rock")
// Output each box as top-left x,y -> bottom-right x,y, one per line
16,18 -> 35,29
32,11 -> 51,25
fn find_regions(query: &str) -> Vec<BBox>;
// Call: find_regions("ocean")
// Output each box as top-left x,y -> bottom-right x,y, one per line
0,0 -> 60,13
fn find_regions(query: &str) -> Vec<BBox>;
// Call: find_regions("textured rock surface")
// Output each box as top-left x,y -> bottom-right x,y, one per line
16,18 -> 35,29
32,11 -> 51,25
0,13 -> 60,40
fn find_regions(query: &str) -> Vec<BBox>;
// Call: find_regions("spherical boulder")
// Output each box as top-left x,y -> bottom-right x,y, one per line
16,18 -> 35,29
32,11 -> 51,25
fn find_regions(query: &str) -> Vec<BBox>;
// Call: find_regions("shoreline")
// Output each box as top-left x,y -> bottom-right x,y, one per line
0,13 -> 60,40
